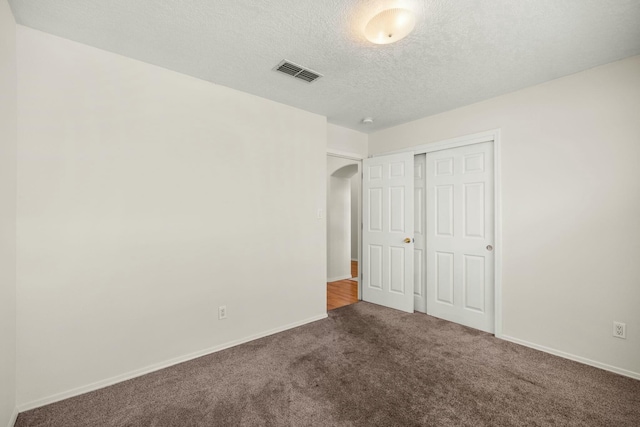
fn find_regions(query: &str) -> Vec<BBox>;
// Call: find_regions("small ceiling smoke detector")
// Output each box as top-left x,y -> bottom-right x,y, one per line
273,60 -> 323,83
362,117 -> 374,125
364,8 -> 416,45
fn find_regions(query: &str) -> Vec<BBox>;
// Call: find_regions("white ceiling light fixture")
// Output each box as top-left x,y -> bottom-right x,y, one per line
362,117 -> 374,125
364,8 -> 416,45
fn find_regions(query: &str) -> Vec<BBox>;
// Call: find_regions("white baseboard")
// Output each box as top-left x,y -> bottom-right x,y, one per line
17,313 -> 328,413
327,274 -> 353,282
500,334 -> 640,380
7,407 -> 18,427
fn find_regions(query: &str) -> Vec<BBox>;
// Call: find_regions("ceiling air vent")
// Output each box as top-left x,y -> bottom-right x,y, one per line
273,60 -> 323,83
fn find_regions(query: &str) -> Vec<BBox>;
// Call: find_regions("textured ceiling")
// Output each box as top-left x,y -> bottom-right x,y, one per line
9,0 -> 640,133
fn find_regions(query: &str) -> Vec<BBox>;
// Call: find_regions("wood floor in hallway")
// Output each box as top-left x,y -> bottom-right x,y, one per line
327,261 -> 358,311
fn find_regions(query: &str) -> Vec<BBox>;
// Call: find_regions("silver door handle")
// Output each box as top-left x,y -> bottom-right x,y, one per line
486,245 -> 493,251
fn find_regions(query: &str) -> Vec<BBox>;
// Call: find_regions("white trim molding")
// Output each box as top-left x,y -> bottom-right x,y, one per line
17,314 -> 328,412
377,129 -> 499,157
500,335 -> 640,380
375,128 -> 503,337
326,148 -> 365,161
7,407 -> 18,427
491,130 -> 503,338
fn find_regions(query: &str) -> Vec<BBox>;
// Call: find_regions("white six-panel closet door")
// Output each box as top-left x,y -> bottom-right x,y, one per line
425,142 -> 495,332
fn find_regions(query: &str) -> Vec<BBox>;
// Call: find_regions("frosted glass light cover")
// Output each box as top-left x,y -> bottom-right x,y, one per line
364,8 -> 416,45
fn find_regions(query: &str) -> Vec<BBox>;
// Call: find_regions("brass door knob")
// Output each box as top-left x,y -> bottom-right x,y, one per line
404,238 -> 412,243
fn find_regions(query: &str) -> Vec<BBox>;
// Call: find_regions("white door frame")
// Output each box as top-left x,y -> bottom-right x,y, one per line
327,149 -> 365,300
371,129 -> 503,338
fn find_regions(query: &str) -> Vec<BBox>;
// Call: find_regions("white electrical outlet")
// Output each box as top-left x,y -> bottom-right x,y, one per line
218,305 -> 227,320
613,321 -> 626,339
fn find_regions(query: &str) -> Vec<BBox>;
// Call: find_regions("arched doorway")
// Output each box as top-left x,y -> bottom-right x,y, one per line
326,157 -> 360,310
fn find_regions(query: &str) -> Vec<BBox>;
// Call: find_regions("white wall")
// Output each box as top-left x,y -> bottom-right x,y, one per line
350,174 -> 359,261
0,1 -> 17,425
327,175 -> 351,281
327,123 -> 368,157
16,26 -> 327,407
370,56 -> 640,377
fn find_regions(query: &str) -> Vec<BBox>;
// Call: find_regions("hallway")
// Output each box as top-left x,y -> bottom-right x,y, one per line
327,261 -> 358,311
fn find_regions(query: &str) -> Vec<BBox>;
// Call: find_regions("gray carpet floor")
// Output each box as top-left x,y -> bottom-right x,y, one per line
16,302 -> 640,426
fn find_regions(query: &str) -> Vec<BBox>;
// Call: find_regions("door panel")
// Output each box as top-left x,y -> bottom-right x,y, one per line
436,185 -> 454,236
389,187 -> 405,232
389,247 -> 405,293
362,152 -> 414,313
426,142 -> 494,332
368,188 -> 383,231
368,245 -> 383,289
436,251 -> 454,304
464,183 -> 485,238
463,254 -> 485,311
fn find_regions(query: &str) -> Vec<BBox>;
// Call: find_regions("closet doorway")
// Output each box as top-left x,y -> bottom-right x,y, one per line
361,132 -> 501,334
